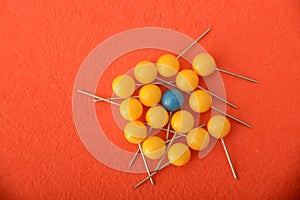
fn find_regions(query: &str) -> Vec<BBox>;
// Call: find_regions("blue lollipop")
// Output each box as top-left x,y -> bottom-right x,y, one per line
162,89 -> 184,112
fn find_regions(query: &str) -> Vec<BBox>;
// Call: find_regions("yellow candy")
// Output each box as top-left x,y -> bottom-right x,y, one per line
139,84 -> 162,107
189,90 -> 212,113
119,98 -> 143,121
176,69 -> 199,92
156,54 -> 179,77
171,110 -> 194,133
167,143 -> 191,166
134,61 -> 157,84
112,74 -> 136,98
146,105 -> 169,129
207,115 -> 231,138
186,128 -> 210,151
142,136 -> 166,159
192,53 -> 216,76
124,121 -> 147,144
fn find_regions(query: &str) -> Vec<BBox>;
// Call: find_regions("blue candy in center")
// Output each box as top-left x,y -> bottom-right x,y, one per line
161,89 -> 184,112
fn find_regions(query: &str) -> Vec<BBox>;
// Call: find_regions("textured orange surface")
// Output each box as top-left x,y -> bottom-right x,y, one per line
1,0 -> 300,199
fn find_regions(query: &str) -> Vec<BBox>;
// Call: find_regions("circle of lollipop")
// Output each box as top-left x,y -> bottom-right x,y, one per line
77,27 -> 258,189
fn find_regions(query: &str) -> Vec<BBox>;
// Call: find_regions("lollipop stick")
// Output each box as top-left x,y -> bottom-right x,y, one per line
211,106 -> 252,128
136,81 -> 170,86
221,138 -> 238,180
77,90 -> 120,106
138,144 -> 155,185
177,27 -> 211,59
165,112 -> 172,140
216,68 -> 258,83
133,162 -> 170,190
166,135 -> 183,143
128,148 -> 140,168
162,128 -> 179,135
197,86 -> 238,109
155,77 -> 177,88
94,96 -> 138,102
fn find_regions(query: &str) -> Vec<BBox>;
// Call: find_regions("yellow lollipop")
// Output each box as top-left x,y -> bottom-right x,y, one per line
176,69 -> 199,92
124,121 -> 147,144
119,98 -> 143,121
192,53 -> 216,77
193,53 -> 258,82
207,115 -> 238,179
134,61 -> 157,84
146,105 -> 169,129
156,54 -> 180,77
189,90 -> 212,113
207,115 -> 231,138
112,74 -> 136,98
142,136 -> 166,160
139,84 -> 162,107
186,128 -> 210,151
167,143 -> 191,166
171,110 -> 194,133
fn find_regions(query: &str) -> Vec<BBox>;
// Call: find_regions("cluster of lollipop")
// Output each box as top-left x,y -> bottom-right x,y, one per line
77,28 -> 257,189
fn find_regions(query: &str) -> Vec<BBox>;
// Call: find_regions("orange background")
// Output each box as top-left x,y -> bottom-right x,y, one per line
1,0 -> 300,199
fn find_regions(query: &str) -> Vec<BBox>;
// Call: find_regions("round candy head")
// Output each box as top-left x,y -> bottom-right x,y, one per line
161,89 -> 184,112
189,90 -> 212,113
186,128 -> 210,151
139,84 -> 162,107
134,61 -> 157,84
124,121 -> 147,144
142,136 -> 166,160
119,98 -> 143,121
176,69 -> 199,92
156,54 -> 179,77
167,143 -> 191,166
192,53 -> 216,76
207,115 -> 231,138
112,74 -> 135,98
171,110 -> 194,133
146,105 -> 169,129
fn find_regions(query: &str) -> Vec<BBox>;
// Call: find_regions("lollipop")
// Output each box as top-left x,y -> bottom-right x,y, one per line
171,110 -> 194,133
112,74 -> 136,98
192,53 -> 258,83
156,54 -> 180,77
146,106 -> 169,129
189,90 -> 251,128
175,69 -> 199,92
207,115 -> 231,138
161,89 -> 184,112
189,90 -> 212,113
142,136 -> 166,160
207,115 -> 237,179
134,61 -> 157,84
119,98 -> 143,121
186,127 -> 210,151
124,121 -> 147,144
167,143 -> 191,166
138,84 -> 162,107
